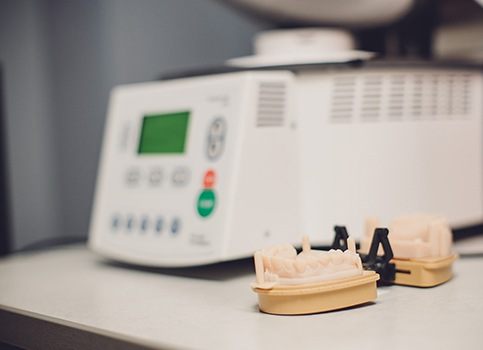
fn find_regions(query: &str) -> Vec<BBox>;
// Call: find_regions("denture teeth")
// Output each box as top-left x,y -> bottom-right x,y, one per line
343,250 -> 356,264
271,256 -> 284,272
318,254 -> 330,267
294,259 -> 306,273
331,250 -> 344,265
283,259 -> 296,274
307,257 -> 319,270
342,251 -> 351,264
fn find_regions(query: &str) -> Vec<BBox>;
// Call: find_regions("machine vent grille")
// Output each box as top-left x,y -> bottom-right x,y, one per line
330,76 -> 356,122
256,81 -> 286,127
330,72 -> 473,123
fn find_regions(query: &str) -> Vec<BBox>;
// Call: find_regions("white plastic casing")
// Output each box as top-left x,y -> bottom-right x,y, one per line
296,67 -> 483,240
89,71 -> 299,266
90,66 -> 483,266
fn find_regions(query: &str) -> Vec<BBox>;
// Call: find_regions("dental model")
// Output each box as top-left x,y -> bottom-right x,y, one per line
251,236 -> 379,315
360,214 -> 457,287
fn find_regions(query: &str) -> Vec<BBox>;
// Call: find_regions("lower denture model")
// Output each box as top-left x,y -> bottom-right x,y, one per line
360,214 -> 457,287
251,236 -> 379,315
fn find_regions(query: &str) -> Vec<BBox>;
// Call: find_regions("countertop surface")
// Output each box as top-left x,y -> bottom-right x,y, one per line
1,244 -> 482,349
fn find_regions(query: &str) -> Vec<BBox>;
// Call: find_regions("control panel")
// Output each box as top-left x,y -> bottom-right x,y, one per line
89,71 -> 299,266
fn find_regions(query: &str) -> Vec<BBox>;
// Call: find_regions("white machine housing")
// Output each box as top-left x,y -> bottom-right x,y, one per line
295,64 -> 483,237
89,63 -> 483,266
89,72 -> 299,266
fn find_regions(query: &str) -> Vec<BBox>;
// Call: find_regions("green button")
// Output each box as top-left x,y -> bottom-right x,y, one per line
197,189 -> 216,217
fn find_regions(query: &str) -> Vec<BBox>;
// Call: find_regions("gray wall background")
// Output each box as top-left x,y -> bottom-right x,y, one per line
0,0 -> 268,250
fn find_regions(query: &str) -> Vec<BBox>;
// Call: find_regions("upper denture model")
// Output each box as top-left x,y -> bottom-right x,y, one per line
361,214 -> 453,259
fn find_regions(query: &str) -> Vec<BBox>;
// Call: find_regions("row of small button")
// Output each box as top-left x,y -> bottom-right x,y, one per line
126,167 -> 190,187
111,214 -> 181,235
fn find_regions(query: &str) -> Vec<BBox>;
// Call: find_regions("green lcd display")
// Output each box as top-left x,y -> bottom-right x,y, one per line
138,111 -> 190,154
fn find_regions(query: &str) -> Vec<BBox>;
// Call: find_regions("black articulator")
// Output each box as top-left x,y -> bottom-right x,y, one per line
331,226 -> 396,286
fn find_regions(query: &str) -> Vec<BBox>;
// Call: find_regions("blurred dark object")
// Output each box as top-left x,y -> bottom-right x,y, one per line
439,0 -> 483,23
453,224 -> 483,241
434,0 -> 483,61
358,0 -> 483,59
0,65 -> 11,256
357,0 -> 437,58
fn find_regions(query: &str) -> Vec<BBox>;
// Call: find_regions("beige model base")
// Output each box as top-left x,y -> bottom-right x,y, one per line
252,271 -> 379,315
393,254 -> 457,287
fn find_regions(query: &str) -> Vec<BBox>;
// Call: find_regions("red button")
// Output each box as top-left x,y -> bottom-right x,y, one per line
203,170 -> 216,188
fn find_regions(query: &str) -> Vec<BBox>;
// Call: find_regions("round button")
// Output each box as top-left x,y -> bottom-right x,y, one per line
172,167 -> 190,187
126,168 -> 140,186
149,169 -> 163,186
197,189 -> 216,218
203,170 -> 216,188
209,118 -> 226,138
207,139 -> 223,160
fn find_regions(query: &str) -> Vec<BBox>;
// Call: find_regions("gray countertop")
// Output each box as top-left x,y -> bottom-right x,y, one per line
0,244 -> 482,349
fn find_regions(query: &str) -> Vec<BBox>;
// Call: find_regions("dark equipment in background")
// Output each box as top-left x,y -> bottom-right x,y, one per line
357,0 -> 438,58
224,0 -> 483,60
0,65 -> 11,256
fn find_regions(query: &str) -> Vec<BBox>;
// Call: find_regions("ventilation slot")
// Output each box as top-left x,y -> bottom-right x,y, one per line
330,76 -> 356,122
388,75 -> 405,120
361,76 -> 382,121
256,82 -> 286,127
410,74 -> 424,119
